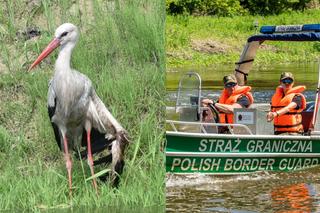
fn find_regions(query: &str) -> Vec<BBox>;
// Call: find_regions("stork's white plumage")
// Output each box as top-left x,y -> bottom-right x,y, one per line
29,23 -> 129,195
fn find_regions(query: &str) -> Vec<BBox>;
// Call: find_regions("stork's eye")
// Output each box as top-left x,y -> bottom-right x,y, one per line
60,31 -> 68,38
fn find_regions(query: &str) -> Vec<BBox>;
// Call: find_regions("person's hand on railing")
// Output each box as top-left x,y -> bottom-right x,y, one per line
267,111 -> 278,122
202,99 -> 214,107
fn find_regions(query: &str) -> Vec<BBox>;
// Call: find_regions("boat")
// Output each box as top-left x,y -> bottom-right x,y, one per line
166,24 -> 320,174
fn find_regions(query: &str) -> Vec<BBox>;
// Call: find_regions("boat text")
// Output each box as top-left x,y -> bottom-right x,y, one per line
170,157 -> 319,172
198,139 -> 312,153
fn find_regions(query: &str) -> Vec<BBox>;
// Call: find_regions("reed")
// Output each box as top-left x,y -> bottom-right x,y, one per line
0,0 -> 165,210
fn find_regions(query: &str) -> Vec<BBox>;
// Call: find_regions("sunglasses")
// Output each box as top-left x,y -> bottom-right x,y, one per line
281,78 -> 293,84
225,82 -> 237,88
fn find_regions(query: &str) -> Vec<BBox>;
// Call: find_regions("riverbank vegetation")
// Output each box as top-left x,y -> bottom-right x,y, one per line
166,0 -> 317,16
0,0 -> 164,210
167,9 -> 320,68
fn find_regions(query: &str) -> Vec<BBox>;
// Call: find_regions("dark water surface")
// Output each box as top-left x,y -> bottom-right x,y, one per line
166,63 -> 320,212
166,169 -> 320,212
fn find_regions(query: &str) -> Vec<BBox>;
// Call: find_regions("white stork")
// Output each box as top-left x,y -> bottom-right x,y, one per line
29,23 -> 129,195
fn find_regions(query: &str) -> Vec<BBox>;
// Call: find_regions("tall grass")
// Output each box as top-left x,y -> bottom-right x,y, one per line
167,9 -> 320,68
0,0 -> 165,210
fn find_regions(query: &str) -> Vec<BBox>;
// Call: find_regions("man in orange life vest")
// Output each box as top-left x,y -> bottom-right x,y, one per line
267,72 -> 306,135
202,74 -> 254,133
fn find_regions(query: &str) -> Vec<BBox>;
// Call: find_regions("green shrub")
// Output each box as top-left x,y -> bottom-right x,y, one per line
240,0 -> 312,15
313,42 -> 320,52
166,0 -> 313,16
166,0 -> 247,16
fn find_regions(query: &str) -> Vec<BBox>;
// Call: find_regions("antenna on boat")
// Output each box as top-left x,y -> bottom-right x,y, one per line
253,20 -> 259,34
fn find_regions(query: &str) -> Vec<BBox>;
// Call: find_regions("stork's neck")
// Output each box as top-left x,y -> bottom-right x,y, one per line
55,42 -> 75,73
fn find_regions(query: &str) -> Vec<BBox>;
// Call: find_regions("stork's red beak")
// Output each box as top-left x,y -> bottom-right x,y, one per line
28,38 -> 61,71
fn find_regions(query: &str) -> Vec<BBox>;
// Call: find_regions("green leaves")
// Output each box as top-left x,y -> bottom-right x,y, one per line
166,0 -> 312,16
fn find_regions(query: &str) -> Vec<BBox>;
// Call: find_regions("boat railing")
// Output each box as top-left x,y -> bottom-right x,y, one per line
166,120 -> 253,135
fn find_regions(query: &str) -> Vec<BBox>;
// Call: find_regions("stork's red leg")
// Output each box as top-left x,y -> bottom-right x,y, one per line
63,134 -> 72,197
87,129 -> 98,193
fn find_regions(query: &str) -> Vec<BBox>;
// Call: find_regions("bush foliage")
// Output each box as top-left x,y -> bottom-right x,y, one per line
166,0 -> 246,16
241,0 -> 312,15
166,0 -> 313,16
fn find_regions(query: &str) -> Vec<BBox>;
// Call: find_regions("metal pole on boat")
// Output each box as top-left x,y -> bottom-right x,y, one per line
311,59 -> 320,131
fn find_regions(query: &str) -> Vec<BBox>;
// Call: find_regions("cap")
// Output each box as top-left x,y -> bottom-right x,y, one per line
223,74 -> 237,85
280,72 -> 294,81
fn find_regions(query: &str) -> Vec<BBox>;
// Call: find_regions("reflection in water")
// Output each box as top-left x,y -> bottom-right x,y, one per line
271,183 -> 312,212
35,205 -> 165,212
167,63 -> 319,91
166,169 -> 320,212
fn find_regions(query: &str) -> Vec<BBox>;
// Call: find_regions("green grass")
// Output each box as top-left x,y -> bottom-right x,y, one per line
167,9 -> 320,68
0,0 -> 165,211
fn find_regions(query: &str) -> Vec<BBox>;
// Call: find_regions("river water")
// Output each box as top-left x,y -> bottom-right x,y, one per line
166,63 -> 320,212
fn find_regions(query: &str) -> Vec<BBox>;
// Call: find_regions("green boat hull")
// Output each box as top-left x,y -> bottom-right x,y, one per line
166,132 -> 320,174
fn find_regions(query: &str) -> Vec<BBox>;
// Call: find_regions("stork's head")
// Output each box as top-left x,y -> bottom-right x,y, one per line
29,23 -> 79,71
55,23 -> 79,47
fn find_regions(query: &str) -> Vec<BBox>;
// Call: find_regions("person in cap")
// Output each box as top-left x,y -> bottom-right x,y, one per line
267,72 -> 306,135
202,74 -> 254,132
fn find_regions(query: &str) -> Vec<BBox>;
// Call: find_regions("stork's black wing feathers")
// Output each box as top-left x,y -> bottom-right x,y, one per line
79,128 -> 114,159
93,153 -> 113,166
47,96 -> 113,156
48,97 -> 62,150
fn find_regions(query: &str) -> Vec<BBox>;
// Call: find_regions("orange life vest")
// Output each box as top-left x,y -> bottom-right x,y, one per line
271,85 -> 306,134
218,86 -> 254,123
